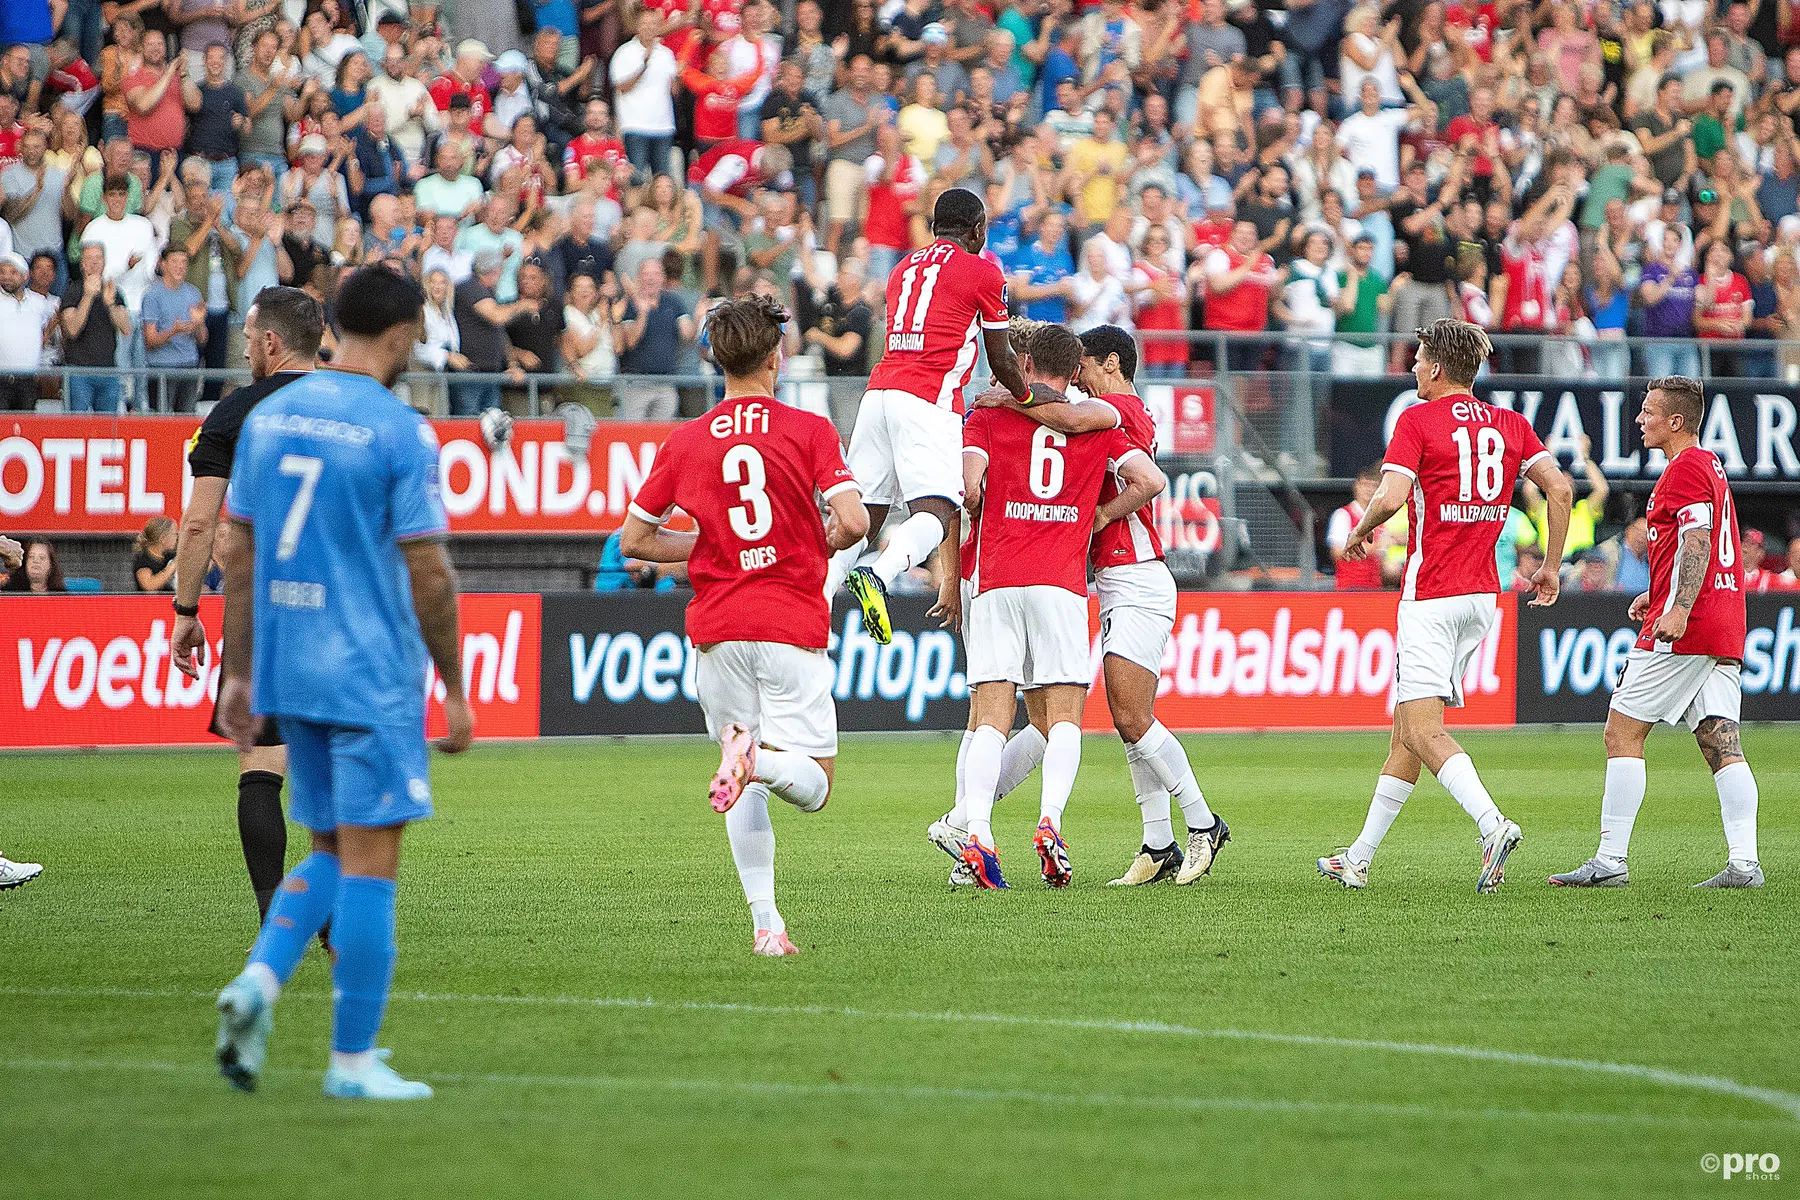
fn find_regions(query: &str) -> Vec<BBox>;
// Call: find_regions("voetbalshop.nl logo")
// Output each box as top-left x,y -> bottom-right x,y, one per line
1700,1152 -> 1780,1181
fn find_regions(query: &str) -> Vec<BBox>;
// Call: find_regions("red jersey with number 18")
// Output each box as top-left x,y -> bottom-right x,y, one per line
866,239 -> 1011,413
1382,393 -> 1549,601
964,406 -> 1139,596
1637,445 -> 1746,659
1089,391 -> 1166,568
629,396 -> 859,649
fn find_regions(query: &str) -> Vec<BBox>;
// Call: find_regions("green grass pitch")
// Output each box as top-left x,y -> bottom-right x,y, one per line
2,728 -> 1794,1198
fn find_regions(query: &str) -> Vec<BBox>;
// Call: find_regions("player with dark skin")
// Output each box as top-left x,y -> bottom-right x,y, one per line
1604,385 -> 1747,776
868,194 -> 1031,633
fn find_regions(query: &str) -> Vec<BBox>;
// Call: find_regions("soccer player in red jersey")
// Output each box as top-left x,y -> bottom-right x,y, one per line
953,324 -> 1228,887
1322,319 -> 1573,893
620,296 -> 870,954
826,188 -> 1032,644
1550,377 -> 1764,889
954,325 -> 1166,889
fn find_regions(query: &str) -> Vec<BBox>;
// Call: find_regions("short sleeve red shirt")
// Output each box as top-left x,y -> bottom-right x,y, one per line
1383,393 -> 1550,600
629,397 -> 859,648
1637,445 -> 1747,658
1089,392 -> 1166,568
866,239 -> 1011,412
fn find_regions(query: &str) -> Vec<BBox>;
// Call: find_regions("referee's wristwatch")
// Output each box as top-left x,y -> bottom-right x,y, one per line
173,599 -> 200,617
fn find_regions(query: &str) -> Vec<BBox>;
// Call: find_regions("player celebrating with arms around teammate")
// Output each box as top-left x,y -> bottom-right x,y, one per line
957,325 -> 1167,888
620,296 -> 870,955
213,266 -> 471,1101
1320,319 -> 1574,893
1550,377 -> 1764,889
827,187 -> 1031,640
960,324 -> 1228,886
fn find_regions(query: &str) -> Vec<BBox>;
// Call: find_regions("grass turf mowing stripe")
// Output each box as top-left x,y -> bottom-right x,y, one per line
7,1056 -> 1794,1130
10,985 -> 1797,1122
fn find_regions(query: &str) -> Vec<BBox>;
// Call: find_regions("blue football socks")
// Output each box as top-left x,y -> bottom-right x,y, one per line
247,851 -> 341,987
331,875 -> 399,1055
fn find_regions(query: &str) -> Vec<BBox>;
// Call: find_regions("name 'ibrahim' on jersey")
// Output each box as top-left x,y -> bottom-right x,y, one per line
226,371 -> 449,728
867,238 -> 1010,413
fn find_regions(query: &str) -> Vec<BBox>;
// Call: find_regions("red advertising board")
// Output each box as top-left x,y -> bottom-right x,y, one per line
0,414 -> 680,536
0,593 -> 541,748
1081,591 -> 1518,731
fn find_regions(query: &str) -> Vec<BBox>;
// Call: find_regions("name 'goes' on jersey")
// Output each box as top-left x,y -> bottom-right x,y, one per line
1381,393 -> 1549,601
866,238 -> 1011,413
629,396 -> 859,651
226,371 -> 449,729
964,405 -> 1139,596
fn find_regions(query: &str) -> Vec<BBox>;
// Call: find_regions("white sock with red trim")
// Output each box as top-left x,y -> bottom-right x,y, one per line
870,512 -> 943,589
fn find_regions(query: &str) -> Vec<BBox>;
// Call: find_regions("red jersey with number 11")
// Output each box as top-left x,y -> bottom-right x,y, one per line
964,405 -> 1139,596
1637,445 -> 1746,659
867,239 -> 1011,413
630,397 -> 859,649
1382,393 -> 1549,601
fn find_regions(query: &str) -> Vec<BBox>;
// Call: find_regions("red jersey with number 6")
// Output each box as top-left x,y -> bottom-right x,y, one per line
964,406 -> 1139,596
1382,393 -> 1550,601
1089,391 -> 1166,568
867,239 -> 1011,413
629,396 -> 859,649
1637,445 -> 1746,658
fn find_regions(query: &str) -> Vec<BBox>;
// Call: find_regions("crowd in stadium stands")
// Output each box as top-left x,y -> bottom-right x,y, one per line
0,0 -> 1798,420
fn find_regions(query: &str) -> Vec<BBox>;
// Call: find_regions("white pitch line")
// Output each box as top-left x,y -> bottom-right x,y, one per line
4,1055 -> 1791,1130
6,984 -> 1797,1123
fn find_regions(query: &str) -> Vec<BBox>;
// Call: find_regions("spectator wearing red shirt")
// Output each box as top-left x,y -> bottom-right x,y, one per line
124,29 -> 189,155
1443,84 -> 1502,202
430,40 -> 493,127
1202,218 -> 1277,372
680,38 -> 766,147
1694,239 -> 1753,374
862,122 -> 923,283
1741,529 -> 1780,592
1132,225 -> 1188,377
563,97 -> 627,188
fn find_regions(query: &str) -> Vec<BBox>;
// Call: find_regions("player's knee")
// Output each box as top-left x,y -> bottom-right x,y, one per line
1603,719 -> 1646,759
1113,707 -> 1153,744
1694,718 -> 1742,770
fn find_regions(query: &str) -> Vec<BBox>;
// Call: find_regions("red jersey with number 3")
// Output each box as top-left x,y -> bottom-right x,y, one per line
1383,393 -> 1549,601
1637,445 -> 1746,658
867,239 -> 1011,413
629,396 -> 859,649
964,406 -> 1139,596
1089,392 -> 1165,568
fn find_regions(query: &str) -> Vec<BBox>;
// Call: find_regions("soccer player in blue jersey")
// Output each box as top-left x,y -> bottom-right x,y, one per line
211,265 -> 472,1101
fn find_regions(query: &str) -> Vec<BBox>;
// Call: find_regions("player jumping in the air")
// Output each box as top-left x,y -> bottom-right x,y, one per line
826,187 -> 1031,641
213,266 -> 471,1100
1550,376 -> 1764,889
620,295 -> 870,954
950,324 -> 1228,886
954,325 -> 1166,888
170,287 -> 322,928
1320,319 -> 1573,893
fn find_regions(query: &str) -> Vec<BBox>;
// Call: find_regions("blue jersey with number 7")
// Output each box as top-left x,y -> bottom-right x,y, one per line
226,370 -> 449,728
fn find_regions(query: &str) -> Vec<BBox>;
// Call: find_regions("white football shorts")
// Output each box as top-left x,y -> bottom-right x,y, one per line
1096,560 -> 1177,675
1610,648 -> 1742,731
1394,593 -> 1497,708
695,640 -> 839,758
965,584 -> 1092,689
845,388 -> 965,507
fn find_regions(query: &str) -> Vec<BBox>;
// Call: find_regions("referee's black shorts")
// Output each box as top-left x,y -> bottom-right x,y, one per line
208,703 -> 286,747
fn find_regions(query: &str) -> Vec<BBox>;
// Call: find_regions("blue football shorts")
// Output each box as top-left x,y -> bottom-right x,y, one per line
275,717 -> 434,832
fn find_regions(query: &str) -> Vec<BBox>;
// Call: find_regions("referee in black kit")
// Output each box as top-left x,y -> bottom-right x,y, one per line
169,287 -> 322,927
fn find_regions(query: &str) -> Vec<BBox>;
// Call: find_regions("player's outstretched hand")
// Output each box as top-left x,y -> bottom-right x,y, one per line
170,613 -> 208,680
1339,531 -> 1369,562
1528,561 -> 1561,607
1651,605 -> 1690,644
928,577 -> 962,633
1628,590 -> 1652,622
436,694 -> 474,754
215,676 -> 262,751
